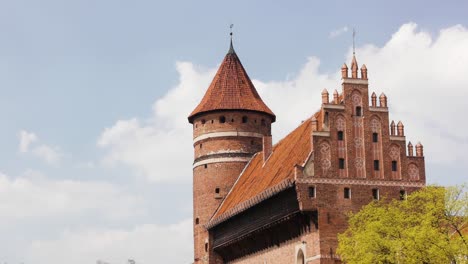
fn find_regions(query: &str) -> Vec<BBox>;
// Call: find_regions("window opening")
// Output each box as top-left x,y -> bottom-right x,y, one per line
338,131 -> 344,141
356,106 -> 362,116
219,116 -> 226,123
339,158 -> 345,169
344,187 -> 351,199
373,132 -> 378,142
308,186 -> 316,198
392,161 -> 398,172
242,116 -> 248,123
374,160 -> 380,171
372,189 -> 380,200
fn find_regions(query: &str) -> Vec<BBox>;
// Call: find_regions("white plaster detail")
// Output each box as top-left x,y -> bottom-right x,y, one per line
352,94 -> 362,106
342,79 -> 369,85
408,163 -> 420,180
355,157 -> 364,169
319,142 -> 331,173
353,137 -> 363,147
369,106 -> 389,112
193,131 -> 264,144
390,136 -> 406,141
312,131 -> 330,137
323,104 -> 345,110
297,177 -> 425,188
306,254 -> 322,262
389,146 -> 400,160
353,120 -> 362,127
335,117 -> 345,131
193,157 -> 251,168
370,119 -> 381,133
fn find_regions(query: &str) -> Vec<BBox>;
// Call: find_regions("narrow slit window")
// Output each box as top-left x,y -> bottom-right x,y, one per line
204,164 -> 207,169
392,161 -> 398,172
374,160 -> 380,171
344,188 -> 351,199
399,190 -> 407,200
205,242 -> 208,252
339,158 -> 345,169
195,218 -> 199,224
372,132 -> 378,142
372,189 -> 380,200
356,106 -> 362,116
242,116 -> 248,123
219,116 -> 226,123
308,186 -> 316,198
337,131 -> 344,141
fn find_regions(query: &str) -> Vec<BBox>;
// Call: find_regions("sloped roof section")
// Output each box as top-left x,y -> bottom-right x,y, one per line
211,118 -> 313,220
188,43 -> 275,123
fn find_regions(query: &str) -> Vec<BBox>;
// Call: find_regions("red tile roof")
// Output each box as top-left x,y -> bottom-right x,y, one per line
211,117 -> 314,220
188,48 -> 275,123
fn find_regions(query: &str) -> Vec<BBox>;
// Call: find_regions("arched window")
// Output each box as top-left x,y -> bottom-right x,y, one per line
296,249 -> 305,264
219,116 -> 226,123
242,116 -> 248,123
356,106 -> 362,116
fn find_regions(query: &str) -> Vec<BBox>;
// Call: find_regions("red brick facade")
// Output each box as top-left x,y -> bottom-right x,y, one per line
189,46 -> 425,263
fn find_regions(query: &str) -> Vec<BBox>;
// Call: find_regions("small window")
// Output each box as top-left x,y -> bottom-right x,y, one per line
251,140 -> 254,145
372,133 -> 378,142
392,161 -> 398,172
205,242 -> 208,252
195,218 -> 199,224
374,160 -> 380,171
356,106 -> 362,116
344,188 -> 351,199
372,189 -> 380,200
211,120 -> 214,124
399,190 -> 406,200
308,186 -> 316,198
337,131 -> 344,141
201,119 -> 206,124
261,119 -> 266,126
339,158 -> 345,169
204,164 -> 207,169
324,112 -> 329,127
199,143 -> 202,149
242,116 -> 248,123
231,118 -> 234,122
215,188 -> 220,194
219,116 -> 226,123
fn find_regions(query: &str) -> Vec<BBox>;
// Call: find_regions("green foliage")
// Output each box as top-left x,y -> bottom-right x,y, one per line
337,185 -> 468,264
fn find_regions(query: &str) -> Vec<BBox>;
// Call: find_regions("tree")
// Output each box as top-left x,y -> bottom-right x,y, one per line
337,185 -> 468,264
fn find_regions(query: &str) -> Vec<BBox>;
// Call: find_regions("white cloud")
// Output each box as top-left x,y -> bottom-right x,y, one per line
0,171 -> 145,225
18,130 -> 37,153
98,23 -> 468,185
329,26 -> 349,38
18,130 -> 63,165
27,219 -> 192,264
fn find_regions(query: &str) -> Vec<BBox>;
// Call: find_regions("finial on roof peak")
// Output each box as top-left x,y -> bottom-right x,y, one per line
228,24 -> 236,55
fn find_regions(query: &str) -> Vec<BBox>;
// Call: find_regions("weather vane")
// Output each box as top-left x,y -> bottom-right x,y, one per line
230,24 -> 234,38
353,28 -> 356,55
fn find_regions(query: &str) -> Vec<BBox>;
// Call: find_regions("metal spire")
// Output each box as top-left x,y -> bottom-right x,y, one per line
228,24 -> 235,54
352,28 -> 356,55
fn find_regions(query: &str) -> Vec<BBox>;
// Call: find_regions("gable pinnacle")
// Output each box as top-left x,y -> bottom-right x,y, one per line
228,24 -> 236,54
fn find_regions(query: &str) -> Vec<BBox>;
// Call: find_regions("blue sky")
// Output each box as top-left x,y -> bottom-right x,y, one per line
0,1 -> 467,263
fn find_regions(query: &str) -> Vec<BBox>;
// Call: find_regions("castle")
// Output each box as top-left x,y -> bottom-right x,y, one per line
188,38 -> 426,264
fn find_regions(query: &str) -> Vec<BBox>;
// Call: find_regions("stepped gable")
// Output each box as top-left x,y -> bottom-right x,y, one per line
188,42 -> 275,123
211,114 -> 318,220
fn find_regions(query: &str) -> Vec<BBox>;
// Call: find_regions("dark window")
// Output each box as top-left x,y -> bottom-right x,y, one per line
231,118 -> 234,122
374,160 -> 380,171
373,133 -> 378,142
215,188 -> 220,194
199,143 -> 202,149
339,158 -> 345,169
324,112 -> 329,127
204,164 -> 207,169
211,120 -> 214,124
254,119 -> 257,123
205,242 -> 208,252
261,119 -> 266,126
251,140 -> 254,145
195,218 -> 199,224
344,188 -> 351,199
392,161 -> 398,171
338,131 -> 344,141
399,190 -> 406,200
372,189 -> 379,200
356,106 -> 362,116
219,116 -> 226,123
308,186 -> 316,198
242,116 -> 248,123
201,119 -> 206,124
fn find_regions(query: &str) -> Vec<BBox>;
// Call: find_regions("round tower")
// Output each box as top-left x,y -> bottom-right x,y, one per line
188,39 -> 275,263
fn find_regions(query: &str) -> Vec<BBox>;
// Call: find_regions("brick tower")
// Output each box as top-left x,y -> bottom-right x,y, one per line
188,38 -> 275,263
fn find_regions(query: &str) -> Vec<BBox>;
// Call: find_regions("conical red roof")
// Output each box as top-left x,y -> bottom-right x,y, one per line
188,43 -> 275,123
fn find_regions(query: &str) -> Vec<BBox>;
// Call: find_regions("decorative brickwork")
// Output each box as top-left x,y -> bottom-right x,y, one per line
189,44 -> 426,263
